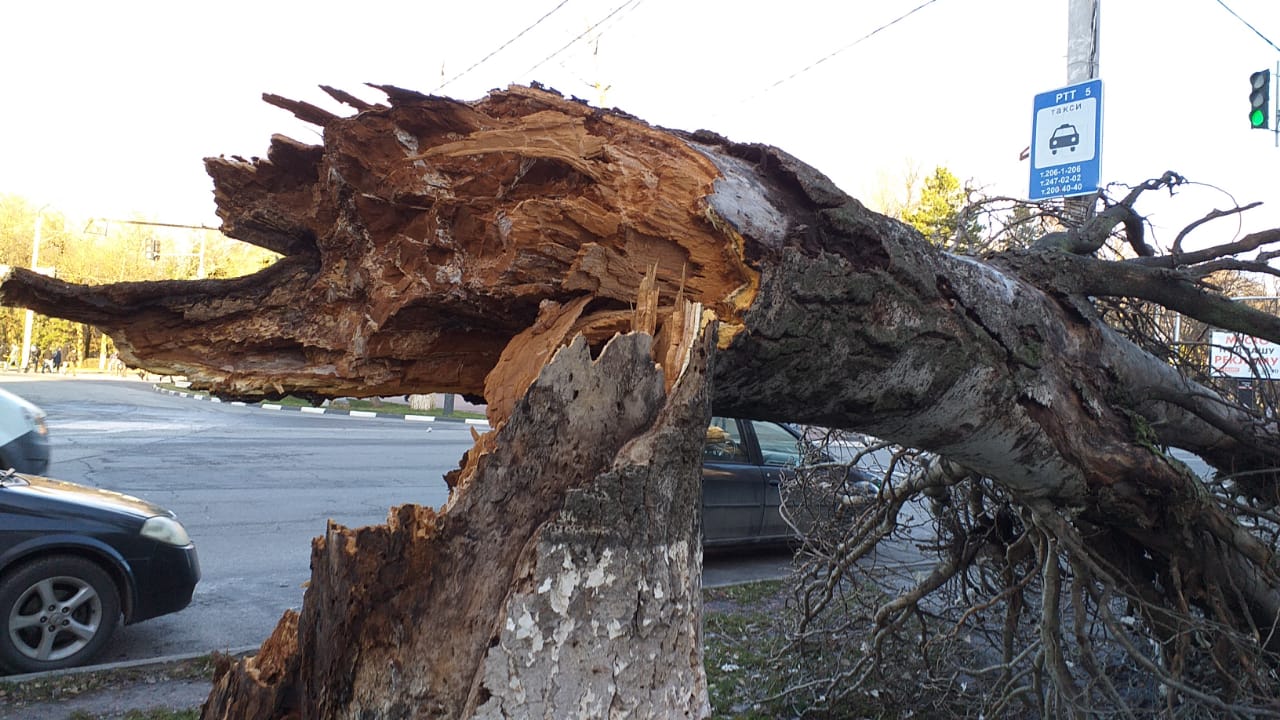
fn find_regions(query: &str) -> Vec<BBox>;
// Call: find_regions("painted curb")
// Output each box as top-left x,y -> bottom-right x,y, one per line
152,386 -> 489,430
0,645 -> 261,684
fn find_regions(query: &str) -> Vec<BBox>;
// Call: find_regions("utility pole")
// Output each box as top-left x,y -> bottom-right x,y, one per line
1066,0 -> 1100,84
19,211 -> 47,371
1066,0 -> 1100,225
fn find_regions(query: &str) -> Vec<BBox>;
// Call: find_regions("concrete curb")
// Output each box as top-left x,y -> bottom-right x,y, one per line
1,645 -> 261,684
153,386 -> 490,429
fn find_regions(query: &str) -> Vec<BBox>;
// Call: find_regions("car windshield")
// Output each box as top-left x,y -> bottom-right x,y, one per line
754,422 -> 803,466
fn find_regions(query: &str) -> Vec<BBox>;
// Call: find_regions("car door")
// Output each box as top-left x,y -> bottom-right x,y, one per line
701,417 -> 765,545
745,420 -> 805,540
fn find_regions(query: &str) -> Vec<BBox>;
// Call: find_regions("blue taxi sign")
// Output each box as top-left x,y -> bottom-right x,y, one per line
1029,79 -> 1103,200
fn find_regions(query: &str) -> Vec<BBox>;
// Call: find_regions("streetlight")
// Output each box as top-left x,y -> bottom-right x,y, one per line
19,205 -> 50,371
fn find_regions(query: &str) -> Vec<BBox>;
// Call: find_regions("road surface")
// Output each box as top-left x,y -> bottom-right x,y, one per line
0,375 -> 790,670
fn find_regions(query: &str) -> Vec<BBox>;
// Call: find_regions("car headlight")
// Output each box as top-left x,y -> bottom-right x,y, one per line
140,516 -> 192,546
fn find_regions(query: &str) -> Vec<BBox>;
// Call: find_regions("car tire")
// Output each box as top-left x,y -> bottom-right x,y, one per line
0,555 -> 121,674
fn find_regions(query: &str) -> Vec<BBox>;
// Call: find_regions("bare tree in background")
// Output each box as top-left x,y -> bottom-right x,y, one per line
781,177 -> 1280,718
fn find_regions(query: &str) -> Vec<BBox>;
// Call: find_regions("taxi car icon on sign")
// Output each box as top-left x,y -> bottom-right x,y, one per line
1049,123 -> 1080,154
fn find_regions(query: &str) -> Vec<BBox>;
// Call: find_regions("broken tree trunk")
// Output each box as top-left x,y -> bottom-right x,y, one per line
204,323 -> 713,719
4,84 -> 1280,712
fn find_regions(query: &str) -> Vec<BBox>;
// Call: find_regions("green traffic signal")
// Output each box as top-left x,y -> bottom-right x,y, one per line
1249,69 -> 1270,130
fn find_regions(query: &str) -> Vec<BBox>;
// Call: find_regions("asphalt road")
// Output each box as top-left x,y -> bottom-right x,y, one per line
1,375 -> 473,664
0,375 -> 790,671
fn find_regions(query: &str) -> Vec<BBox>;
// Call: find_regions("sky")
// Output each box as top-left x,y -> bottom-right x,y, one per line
3,0 -> 1278,253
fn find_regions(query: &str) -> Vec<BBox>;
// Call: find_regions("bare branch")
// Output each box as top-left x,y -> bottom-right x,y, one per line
1034,172 -> 1184,256
1189,257 -> 1280,281
1134,227 -> 1280,269
1000,250 -> 1280,345
1172,201 -> 1265,255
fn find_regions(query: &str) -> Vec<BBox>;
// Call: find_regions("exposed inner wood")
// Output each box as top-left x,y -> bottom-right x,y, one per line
0,85 -> 758,407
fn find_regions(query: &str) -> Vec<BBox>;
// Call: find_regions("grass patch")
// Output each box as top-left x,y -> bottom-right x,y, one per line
703,579 -> 926,719
323,397 -> 487,420
703,580 -> 795,719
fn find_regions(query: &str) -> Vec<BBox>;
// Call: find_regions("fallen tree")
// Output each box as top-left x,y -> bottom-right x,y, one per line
4,84 -> 1280,716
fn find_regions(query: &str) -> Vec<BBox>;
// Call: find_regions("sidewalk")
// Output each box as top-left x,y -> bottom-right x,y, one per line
0,366 -> 157,382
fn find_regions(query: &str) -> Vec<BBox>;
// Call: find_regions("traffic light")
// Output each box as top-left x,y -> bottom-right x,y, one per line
1249,69 -> 1270,129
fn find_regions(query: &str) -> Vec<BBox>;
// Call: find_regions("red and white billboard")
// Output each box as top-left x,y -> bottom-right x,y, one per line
1210,331 -> 1280,379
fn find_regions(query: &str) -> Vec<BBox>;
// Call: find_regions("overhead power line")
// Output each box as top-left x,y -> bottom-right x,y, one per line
436,0 -> 575,92
1212,0 -> 1280,54
522,0 -> 646,78
761,0 -> 944,93
706,0 -> 944,120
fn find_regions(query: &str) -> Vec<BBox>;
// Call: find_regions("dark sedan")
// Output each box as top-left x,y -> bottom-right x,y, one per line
0,472 -> 200,674
702,417 -> 873,547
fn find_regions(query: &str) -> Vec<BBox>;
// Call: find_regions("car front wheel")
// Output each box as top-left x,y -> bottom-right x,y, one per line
0,556 -> 121,674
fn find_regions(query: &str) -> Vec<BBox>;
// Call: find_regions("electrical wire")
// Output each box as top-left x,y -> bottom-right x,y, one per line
548,0 -> 649,100
760,0 -> 944,94
1212,0 -> 1280,54
436,0 -> 575,92
522,0 -> 645,78
703,0 -> 944,121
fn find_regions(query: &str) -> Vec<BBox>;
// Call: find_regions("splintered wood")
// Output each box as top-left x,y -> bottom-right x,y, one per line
480,262 -> 706,429
0,84 -> 758,402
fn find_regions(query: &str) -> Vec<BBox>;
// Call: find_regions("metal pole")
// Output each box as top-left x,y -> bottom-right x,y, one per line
19,214 -> 43,371
1066,0 -> 1100,84
1066,0 -> 1101,225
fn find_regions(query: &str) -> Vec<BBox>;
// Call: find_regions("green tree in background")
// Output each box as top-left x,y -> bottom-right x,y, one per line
0,194 -> 280,370
898,166 -> 984,252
